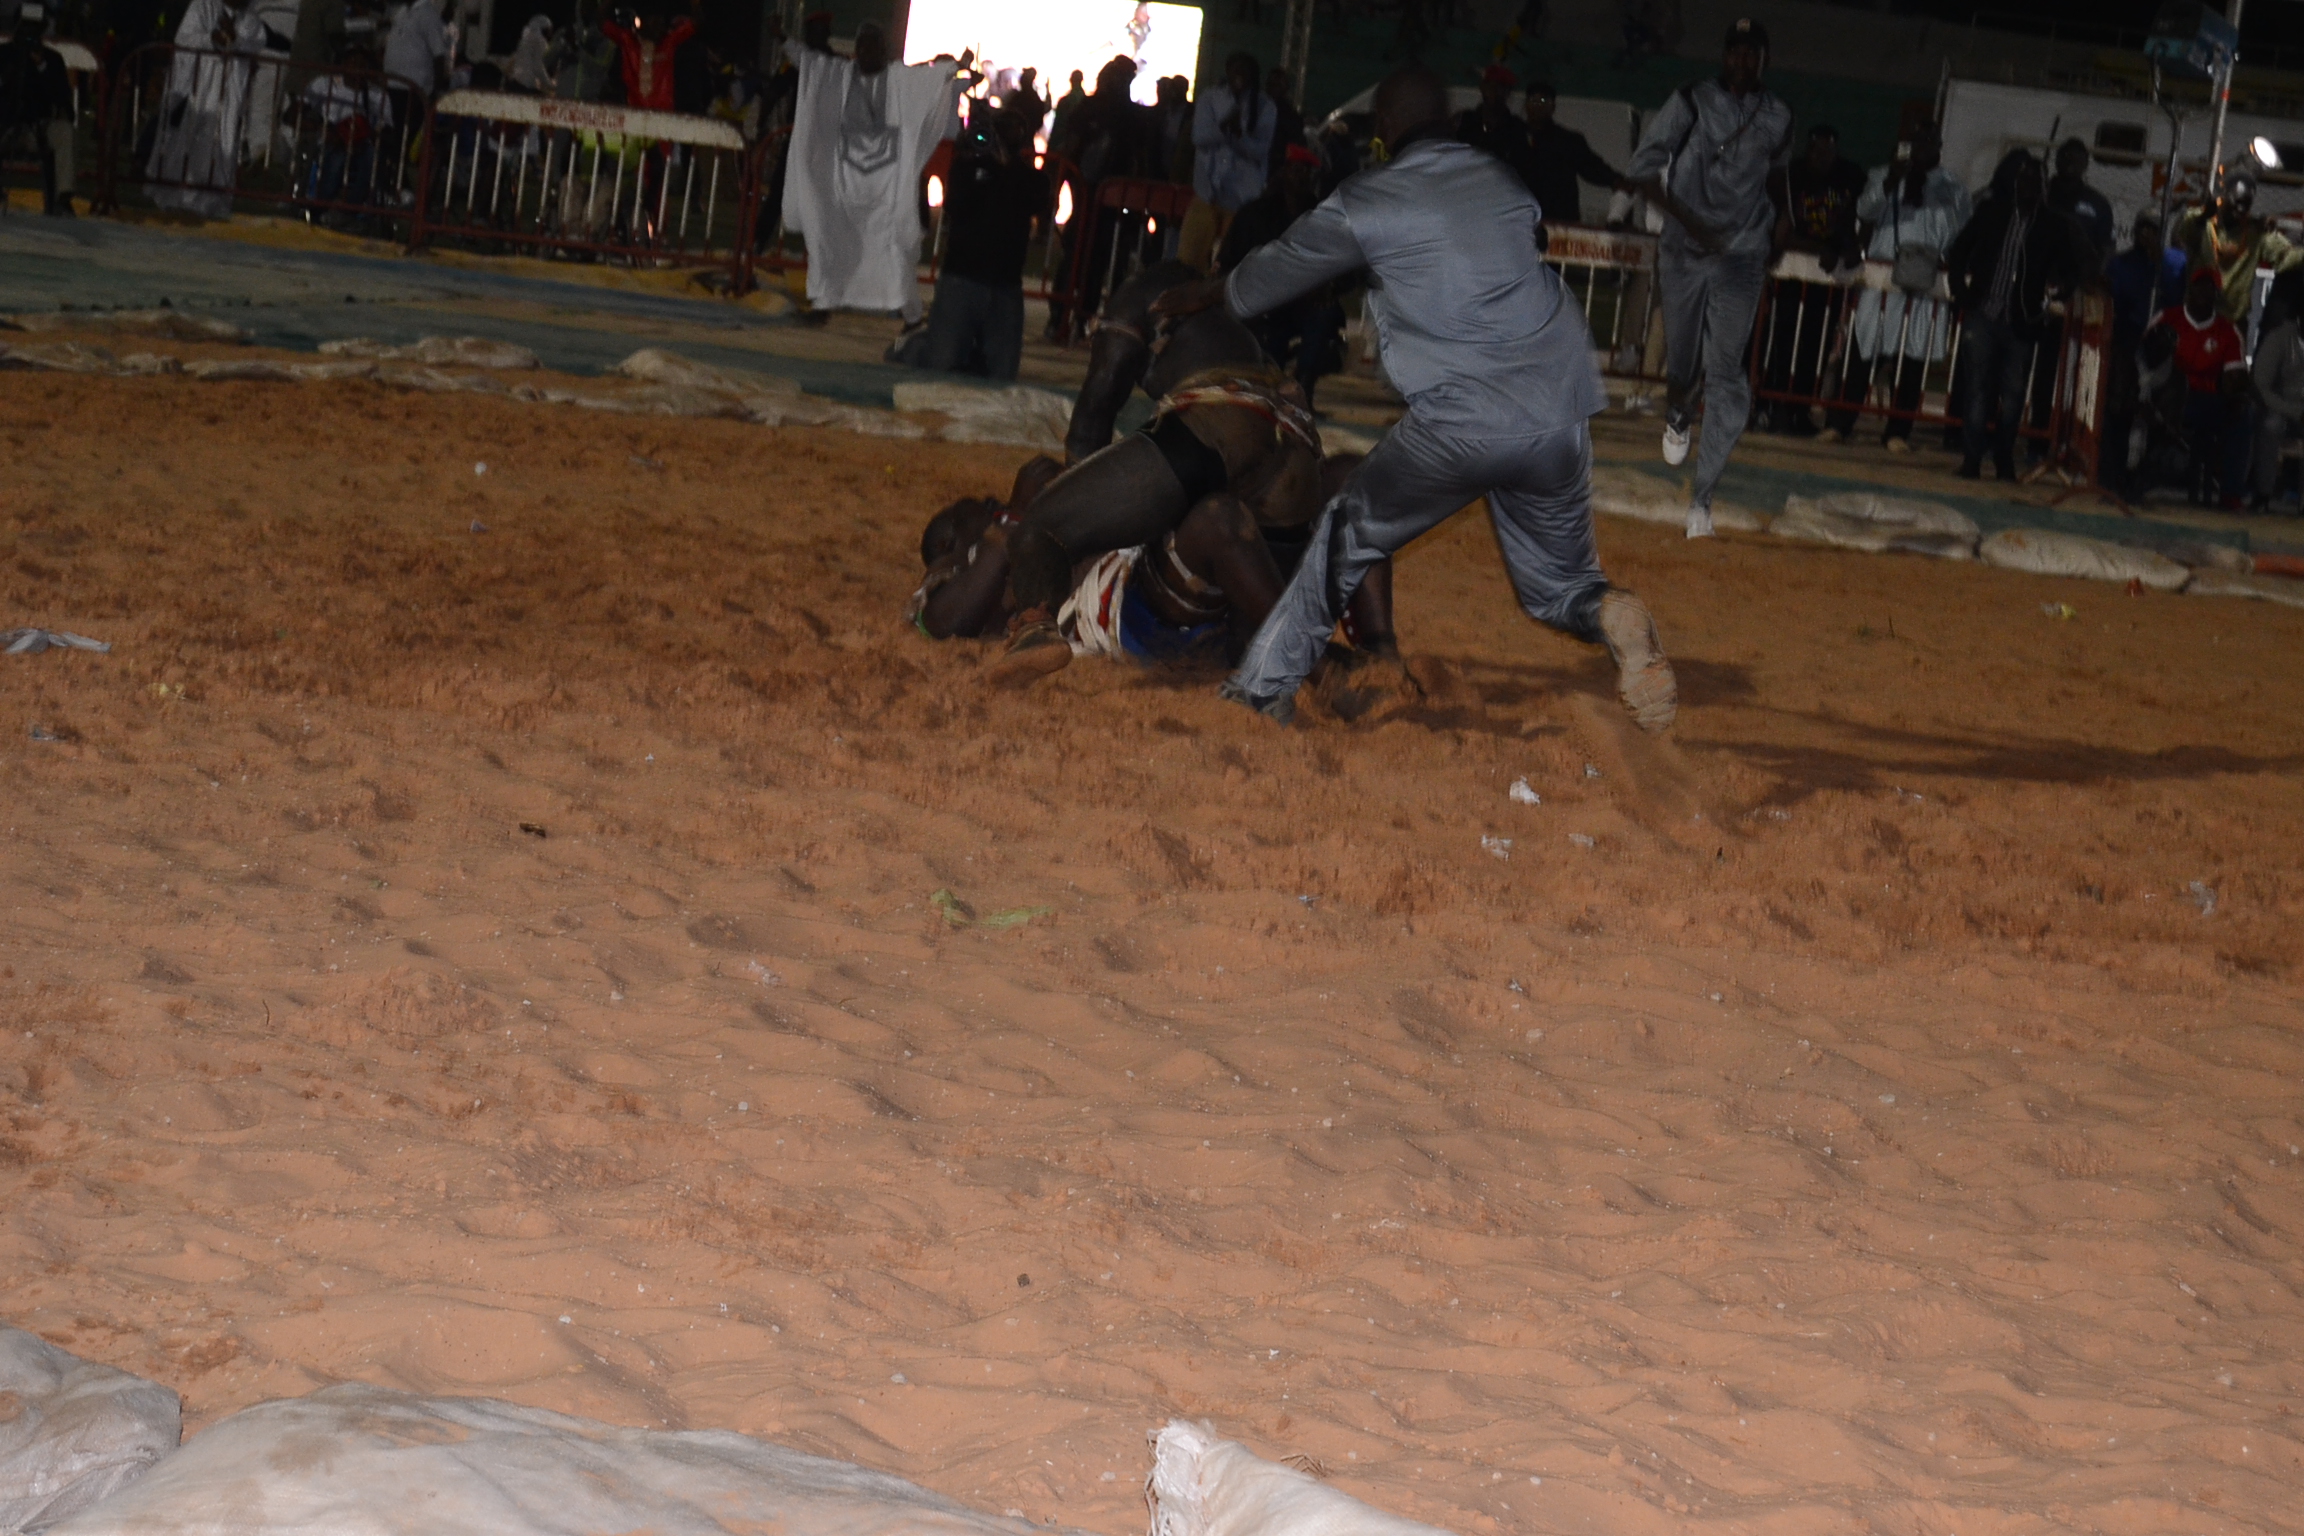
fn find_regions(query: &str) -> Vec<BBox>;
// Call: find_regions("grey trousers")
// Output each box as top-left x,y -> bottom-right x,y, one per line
1660,246 -> 1770,510
1227,410 -> 1607,708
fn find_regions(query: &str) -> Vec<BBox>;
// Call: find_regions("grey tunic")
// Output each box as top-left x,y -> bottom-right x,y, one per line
1625,78 -> 1794,258
1223,136 -> 1607,434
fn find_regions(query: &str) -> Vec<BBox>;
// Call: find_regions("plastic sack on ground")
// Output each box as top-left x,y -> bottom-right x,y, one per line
0,1327 -> 180,1535
611,347 -> 802,398
45,1384 -> 1068,1536
1773,495 -> 1977,559
891,383 -> 1072,453
2186,572 -> 2304,609
1978,528 -> 2189,590
0,343 -> 123,376
1148,1420 -> 1455,1536
11,310 -> 251,345
1589,467 -> 1768,532
320,337 -> 540,370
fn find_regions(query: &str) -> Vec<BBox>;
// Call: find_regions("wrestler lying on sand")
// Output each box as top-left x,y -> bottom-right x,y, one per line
983,260 -> 1397,689
911,457 -> 1398,681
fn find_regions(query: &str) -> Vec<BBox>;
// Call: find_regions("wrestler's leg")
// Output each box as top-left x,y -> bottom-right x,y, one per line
1342,561 -> 1396,650
1168,493 -> 1285,649
1006,435 -> 1193,614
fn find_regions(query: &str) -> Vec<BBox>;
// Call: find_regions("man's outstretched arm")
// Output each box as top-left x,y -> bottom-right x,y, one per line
1155,198 -> 1363,324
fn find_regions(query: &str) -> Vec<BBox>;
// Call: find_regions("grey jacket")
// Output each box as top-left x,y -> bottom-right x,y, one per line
1223,136 -> 1606,433
2254,319 -> 2304,421
1626,78 -> 1794,257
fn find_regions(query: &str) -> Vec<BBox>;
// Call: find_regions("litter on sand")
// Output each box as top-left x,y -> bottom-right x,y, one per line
3,629 -> 111,656
1480,835 -> 1512,859
1508,778 -> 1541,805
929,889 -> 1052,929
0,1325 -> 181,1535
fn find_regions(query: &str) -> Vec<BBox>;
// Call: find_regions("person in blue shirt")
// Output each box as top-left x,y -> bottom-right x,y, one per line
2103,211 -> 2188,495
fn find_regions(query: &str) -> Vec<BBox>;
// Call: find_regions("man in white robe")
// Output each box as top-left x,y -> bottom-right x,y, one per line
148,0 -> 267,219
779,22 -> 960,321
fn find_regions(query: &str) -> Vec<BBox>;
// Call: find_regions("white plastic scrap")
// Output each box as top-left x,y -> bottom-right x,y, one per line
0,1326 -> 181,1534
1480,835 -> 1512,860
1148,1419 -> 1458,1536
1507,777 -> 1541,805
4,628 -> 110,656
2188,881 -> 2218,917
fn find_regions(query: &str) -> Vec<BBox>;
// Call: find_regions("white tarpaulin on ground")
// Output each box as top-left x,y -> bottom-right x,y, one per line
890,382 -> 1070,451
1148,1421 -> 1457,1536
0,1328 -> 180,1536
1979,528 -> 2190,591
1773,494 -> 1979,558
43,1384 -> 1080,1536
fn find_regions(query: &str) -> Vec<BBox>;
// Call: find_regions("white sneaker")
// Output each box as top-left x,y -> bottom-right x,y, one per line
1684,505 -> 1715,539
1661,415 -> 1691,466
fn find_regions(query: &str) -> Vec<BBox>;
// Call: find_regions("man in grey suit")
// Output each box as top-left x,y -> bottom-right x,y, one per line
1155,64 -> 1676,731
1625,17 -> 1794,538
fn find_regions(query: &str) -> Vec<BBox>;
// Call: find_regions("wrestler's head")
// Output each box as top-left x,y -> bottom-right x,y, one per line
1371,63 -> 1449,157
920,497 -> 1005,567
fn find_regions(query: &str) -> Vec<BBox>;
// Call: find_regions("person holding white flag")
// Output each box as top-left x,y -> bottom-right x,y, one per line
779,23 -> 963,323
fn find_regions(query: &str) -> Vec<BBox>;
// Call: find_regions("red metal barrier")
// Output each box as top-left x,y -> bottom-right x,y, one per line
98,42 -> 431,232
1046,175 -> 1195,343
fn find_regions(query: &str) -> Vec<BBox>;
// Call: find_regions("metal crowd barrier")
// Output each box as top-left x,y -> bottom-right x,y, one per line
1047,175 -> 1196,343
99,42 -> 428,232
1749,253 -> 2073,450
411,90 -> 762,287
1543,224 -> 1665,380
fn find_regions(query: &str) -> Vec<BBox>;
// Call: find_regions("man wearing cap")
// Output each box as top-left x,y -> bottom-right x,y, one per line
1454,63 -> 1528,170
1517,80 -> 1624,232
2172,172 -> 2302,326
1624,17 -> 1794,538
1149,63 -> 1678,733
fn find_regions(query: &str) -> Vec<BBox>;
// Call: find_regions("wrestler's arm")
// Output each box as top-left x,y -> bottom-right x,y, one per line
913,529 -> 1014,639
1064,326 -> 1152,464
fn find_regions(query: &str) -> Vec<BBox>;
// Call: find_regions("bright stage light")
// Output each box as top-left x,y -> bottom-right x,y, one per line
904,0 -> 1205,109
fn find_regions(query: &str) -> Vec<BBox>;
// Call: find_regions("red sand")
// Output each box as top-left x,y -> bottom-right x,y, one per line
3,371 -> 2302,1536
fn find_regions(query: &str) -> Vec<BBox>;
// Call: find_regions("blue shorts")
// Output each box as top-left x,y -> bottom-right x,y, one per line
1118,580 -> 1220,662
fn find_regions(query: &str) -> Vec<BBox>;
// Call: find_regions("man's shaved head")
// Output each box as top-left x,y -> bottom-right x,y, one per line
1372,63 -> 1450,153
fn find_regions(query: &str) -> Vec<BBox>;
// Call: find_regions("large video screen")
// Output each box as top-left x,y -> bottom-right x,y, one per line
903,0 -> 1204,109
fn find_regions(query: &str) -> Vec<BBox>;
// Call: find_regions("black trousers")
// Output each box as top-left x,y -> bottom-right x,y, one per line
1825,349 -> 1928,440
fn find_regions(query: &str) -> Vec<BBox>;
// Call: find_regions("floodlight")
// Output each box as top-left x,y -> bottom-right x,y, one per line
2253,135 -> 2282,168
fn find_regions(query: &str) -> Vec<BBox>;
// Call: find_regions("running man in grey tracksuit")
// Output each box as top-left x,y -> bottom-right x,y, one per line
1625,17 -> 1794,537
1153,65 -> 1677,731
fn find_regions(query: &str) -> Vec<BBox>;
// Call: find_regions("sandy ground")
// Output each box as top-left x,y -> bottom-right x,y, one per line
3,369 -> 2303,1536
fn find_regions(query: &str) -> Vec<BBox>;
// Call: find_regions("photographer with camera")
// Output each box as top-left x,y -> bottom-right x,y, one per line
896,106 -> 1049,380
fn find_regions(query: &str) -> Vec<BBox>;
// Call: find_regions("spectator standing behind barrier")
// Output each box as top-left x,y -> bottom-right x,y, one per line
1517,80 -> 1623,232
2103,210 -> 2187,496
1216,143 -> 1344,406
289,41 -> 394,222
602,10 -> 694,111
1152,73 -> 1192,183
1046,55 -> 1150,337
1943,151 -> 2087,481
507,16 -> 553,90
2143,267 -> 2250,507
1820,124 -> 1967,449
148,0 -> 267,219
1453,63 -> 1527,169
1180,52 -> 1270,273
1049,68 -> 1086,147
2171,173 -> 2301,325
384,0 -> 451,98
2046,137 -> 2113,267
0,5 -> 76,216
2247,270 -> 2304,509
1008,66 -> 1047,140
1263,66 -> 1304,177
895,108 -> 1047,381
1765,123 -> 1864,435
1624,16 -> 1793,539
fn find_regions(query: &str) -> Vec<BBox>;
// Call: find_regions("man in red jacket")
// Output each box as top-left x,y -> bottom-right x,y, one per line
602,9 -> 695,110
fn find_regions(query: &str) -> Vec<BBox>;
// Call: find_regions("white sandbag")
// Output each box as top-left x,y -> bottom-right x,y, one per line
43,1384 -> 1058,1536
0,343 -> 122,376
0,1327 -> 181,1535
1978,528 -> 2189,590
1589,467 -> 1768,532
320,337 -> 540,370
1773,496 -> 1975,559
285,360 -> 380,383
1148,1420 -> 1453,1536
114,355 -> 181,377
184,358 -> 296,383
890,383 -> 1071,452
10,310 -> 250,344
1811,491 -> 1979,541
611,348 -> 801,397
2185,572 -> 2304,609
374,366 -> 512,396
1318,425 -> 1381,457
572,384 -> 754,420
